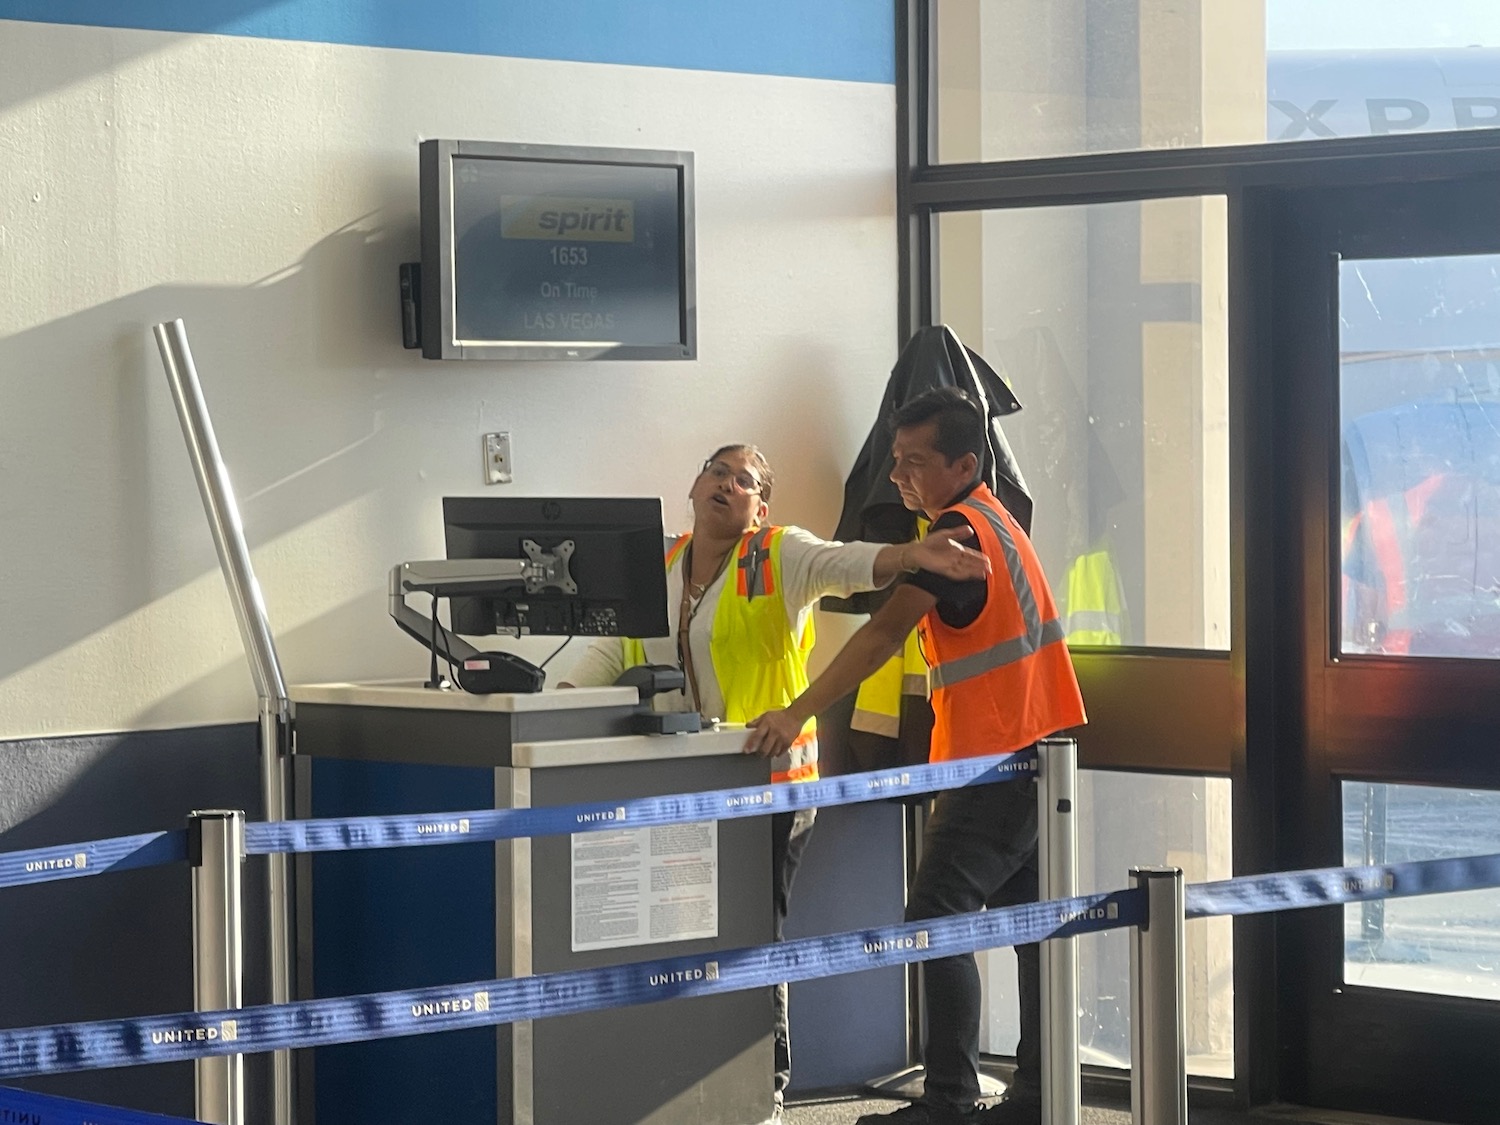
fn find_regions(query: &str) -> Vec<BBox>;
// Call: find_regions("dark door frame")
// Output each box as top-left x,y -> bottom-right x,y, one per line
900,0 -> 1500,1109
1242,174 -> 1500,1122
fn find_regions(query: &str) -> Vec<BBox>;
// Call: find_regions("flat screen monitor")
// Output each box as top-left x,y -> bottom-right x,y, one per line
419,139 -> 696,361
443,496 -> 669,638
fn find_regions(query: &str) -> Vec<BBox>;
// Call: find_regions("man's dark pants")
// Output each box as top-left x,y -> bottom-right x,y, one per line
906,769 -> 1040,1111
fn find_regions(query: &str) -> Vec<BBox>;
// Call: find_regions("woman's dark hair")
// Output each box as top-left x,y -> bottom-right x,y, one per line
889,387 -> 986,465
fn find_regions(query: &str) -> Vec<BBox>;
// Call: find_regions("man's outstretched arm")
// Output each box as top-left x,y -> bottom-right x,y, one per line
742,583 -> 937,759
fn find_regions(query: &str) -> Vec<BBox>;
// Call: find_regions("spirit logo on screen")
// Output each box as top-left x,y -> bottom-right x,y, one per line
500,196 -> 634,243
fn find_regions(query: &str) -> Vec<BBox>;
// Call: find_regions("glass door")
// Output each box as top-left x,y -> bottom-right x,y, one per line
1264,175 -> 1500,1122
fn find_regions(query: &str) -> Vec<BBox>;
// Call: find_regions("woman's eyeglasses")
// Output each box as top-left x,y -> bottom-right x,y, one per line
701,460 -> 762,494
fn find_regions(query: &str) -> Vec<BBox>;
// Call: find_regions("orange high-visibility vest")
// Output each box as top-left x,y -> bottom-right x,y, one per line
919,484 -> 1086,760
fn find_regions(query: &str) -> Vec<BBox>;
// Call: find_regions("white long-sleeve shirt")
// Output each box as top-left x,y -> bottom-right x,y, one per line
566,527 -> 885,720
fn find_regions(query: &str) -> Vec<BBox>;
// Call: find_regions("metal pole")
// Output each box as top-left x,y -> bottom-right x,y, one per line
262,703 -> 295,1125
1361,782 -> 1388,945
1037,737 -> 1080,1125
191,810 -> 246,1125
1129,866 -> 1186,1125
155,319 -> 295,1125
154,320 -> 287,705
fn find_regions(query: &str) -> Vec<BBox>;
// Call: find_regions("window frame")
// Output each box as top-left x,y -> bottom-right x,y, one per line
899,0 -> 1500,1106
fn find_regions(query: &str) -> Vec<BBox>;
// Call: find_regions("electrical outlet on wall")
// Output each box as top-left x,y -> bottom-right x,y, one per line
483,432 -> 512,484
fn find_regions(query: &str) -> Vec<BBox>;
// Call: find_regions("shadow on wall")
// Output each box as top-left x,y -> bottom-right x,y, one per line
131,586 -> 422,730
0,206 -> 435,688
125,571 -> 658,734
0,722 -> 270,1119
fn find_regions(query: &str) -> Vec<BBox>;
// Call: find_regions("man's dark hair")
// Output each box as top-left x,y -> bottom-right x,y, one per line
890,387 -> 986,465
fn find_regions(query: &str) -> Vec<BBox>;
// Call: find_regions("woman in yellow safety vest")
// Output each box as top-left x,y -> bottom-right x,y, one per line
564,443 -> 986,1111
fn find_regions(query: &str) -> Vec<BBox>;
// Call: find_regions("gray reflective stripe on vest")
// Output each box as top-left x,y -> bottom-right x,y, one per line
928,499 -> 1066,691
738,526 -> 775,600
929,618 -> 1067,689
771,736 -> 818,778
850,707 -> 900,738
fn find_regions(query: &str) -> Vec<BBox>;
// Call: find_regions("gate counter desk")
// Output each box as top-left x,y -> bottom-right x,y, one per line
290,680 -> 773,1125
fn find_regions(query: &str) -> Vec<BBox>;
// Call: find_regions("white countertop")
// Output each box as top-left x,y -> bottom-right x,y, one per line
290,680 -> 756,768
512,726 -> 752,768
290,679 -> 639,712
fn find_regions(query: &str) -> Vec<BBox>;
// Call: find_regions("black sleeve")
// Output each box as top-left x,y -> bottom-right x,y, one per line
905,511 -> 988,629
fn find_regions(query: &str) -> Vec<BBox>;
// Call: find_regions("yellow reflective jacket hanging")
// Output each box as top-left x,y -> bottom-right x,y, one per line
1062,546 -> 1127,646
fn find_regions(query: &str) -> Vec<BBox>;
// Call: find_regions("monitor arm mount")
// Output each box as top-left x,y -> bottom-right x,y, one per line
388,539 -> 576,693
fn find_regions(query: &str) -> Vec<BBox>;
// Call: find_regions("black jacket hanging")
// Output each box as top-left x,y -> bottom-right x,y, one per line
823,324 -> 1032,614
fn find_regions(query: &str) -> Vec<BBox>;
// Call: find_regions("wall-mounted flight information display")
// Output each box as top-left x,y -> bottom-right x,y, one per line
419,141 -> 696,361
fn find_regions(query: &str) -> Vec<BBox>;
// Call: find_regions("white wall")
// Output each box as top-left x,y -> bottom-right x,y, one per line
0,20 -> 897,738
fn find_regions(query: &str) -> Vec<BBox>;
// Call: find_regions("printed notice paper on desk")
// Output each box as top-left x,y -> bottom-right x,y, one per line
571,821 -> 719,952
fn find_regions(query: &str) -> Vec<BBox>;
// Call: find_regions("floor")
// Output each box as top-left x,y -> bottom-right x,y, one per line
784,1094 -> 1436,1125
784,1096 -> 1132,1125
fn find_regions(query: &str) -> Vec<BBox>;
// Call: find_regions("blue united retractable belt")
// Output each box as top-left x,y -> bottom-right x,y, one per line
1186,851 -> 1500,918
0,1083 -> 200,1124
243,747 -> 1035,856
5,849 -> 1500,1078
0,885 -> 1136,1079
0,749 -> 1037,888
0,831 -> 188,891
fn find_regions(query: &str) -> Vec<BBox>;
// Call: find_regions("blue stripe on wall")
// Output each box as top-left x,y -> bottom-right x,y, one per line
0,1 -> 895,84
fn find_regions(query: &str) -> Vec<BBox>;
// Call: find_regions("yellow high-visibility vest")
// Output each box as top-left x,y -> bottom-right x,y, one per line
623,526 -> 818,783
850,517 -> 930,739
851,632 -> 928,738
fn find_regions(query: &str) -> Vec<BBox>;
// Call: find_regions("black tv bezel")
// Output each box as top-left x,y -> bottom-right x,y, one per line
419,139 -> 697,362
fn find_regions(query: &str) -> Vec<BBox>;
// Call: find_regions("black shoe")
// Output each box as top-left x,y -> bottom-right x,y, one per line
854,1101 -> 979,1125
974,1091 -> 1041,1125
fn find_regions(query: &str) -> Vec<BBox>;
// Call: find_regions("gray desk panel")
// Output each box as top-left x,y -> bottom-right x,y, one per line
527,755 -> 773,1125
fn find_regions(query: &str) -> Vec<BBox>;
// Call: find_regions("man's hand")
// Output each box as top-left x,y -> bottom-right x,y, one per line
741,585 -> 938,761
743,709 -> 804,759
904,527 -> 990,581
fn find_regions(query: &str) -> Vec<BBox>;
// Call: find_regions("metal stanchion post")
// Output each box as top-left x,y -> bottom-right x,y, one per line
157,319 -> 295,1125
1129,866 -> 1186,1125
1037,737 -> 1080,1125
261,702 -> 295,1125
191,810 -> 246,1125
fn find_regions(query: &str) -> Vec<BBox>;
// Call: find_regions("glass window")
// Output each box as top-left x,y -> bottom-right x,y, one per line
1342,780 -> 1500,1000
935,0 -> 1500,163
978,771 -> 1234,1076
1338,253 -> 1500,659
936,198 -> 1229,651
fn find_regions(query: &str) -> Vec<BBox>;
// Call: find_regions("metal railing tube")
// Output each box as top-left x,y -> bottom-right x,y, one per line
261,700 -> 295,1125
155,319 -> 295,1125
191,810 -> 246,1125
1129,866 -> 1187,1125
1037,737 -> 1080,1125
153,319 -> 287,704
